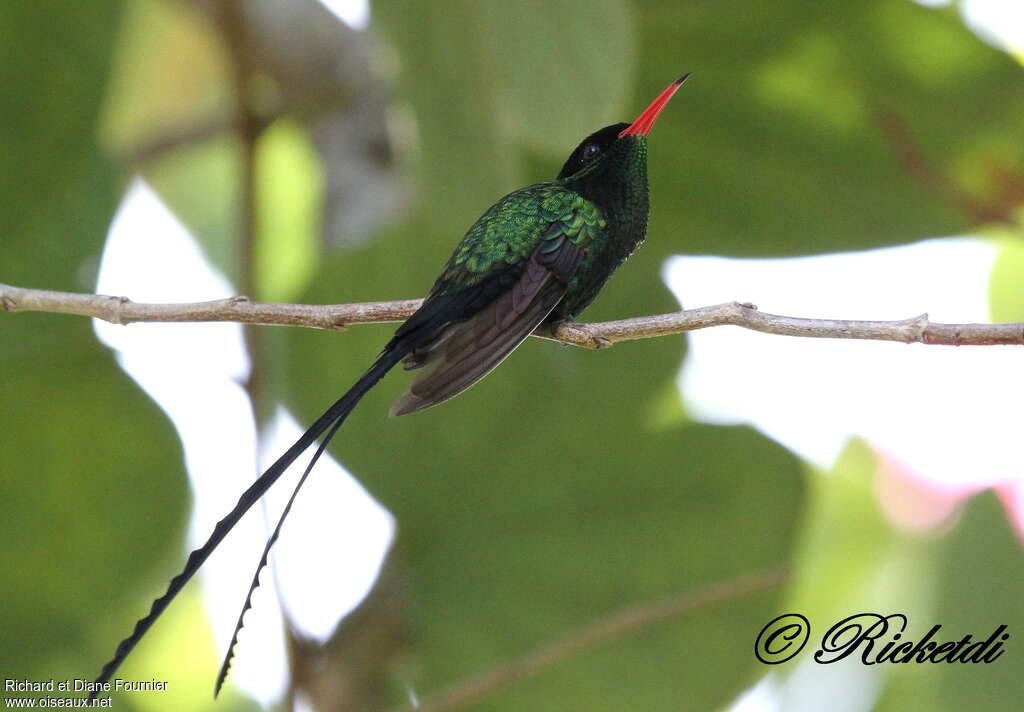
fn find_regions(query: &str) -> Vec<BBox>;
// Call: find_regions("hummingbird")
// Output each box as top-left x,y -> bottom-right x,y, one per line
91,73 -> 689,698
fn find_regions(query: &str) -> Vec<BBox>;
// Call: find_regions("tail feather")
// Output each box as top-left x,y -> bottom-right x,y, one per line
214,413 -> 345,696
90,350 -> 403,700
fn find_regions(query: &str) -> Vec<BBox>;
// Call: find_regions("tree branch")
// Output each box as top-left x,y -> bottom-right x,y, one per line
390,569 -> 789,712
2,282 -> 1022,349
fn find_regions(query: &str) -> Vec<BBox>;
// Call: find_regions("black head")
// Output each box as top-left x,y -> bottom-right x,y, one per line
557,123 -> 630,180
555,73 -> 690,181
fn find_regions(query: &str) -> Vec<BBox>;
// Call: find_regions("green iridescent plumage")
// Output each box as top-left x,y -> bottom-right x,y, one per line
439,186 -> 606,287
91,75 -> 688,700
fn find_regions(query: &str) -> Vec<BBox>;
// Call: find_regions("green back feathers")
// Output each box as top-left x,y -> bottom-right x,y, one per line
438,184 -> 605,290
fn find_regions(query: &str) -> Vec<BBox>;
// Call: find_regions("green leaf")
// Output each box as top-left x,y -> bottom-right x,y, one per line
99,0 -> 231,157
928,492 -> 1024,709
476,0 -> 636,155
0,3 -> 122,295
0,352 -> 186,679
372,0 -> 635,234
255,119 -> 323,303
988,231 -> 1024,322
876,492 -> 1024,710
635,0 -> 1024,257
785,441 -> 894,619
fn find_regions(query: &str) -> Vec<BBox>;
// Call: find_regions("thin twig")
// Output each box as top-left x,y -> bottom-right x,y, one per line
875,108 -> 1022,224
390,569 -> 789,712
217,0 -> 259,301
118,110 -> 272,167
216,0 -> 265,405
3,283 -> 1022,348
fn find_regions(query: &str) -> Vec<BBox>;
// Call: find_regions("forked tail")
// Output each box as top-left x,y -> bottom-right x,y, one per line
90,349 -> 404,700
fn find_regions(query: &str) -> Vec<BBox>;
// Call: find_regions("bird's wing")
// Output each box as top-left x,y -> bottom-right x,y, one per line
388,185 -> 603,416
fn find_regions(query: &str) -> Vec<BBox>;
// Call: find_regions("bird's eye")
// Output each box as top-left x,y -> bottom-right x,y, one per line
581,143 -> 601,161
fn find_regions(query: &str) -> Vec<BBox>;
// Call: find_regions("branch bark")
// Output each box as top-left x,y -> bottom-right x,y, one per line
2,282 -> 1022,349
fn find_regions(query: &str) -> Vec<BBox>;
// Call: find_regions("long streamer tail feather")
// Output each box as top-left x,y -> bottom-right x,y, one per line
89,350 -> 404,700
92,231 -> 586,699
214,412 -> 345,696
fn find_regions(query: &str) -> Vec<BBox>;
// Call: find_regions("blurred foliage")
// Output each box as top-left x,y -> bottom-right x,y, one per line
876,492 -> 1024,711
0,0 -> 186,702
255,119 -> 323,303
100,0 -> 231,156
2,0 -> 1023,711
989,231 -> 1024,321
